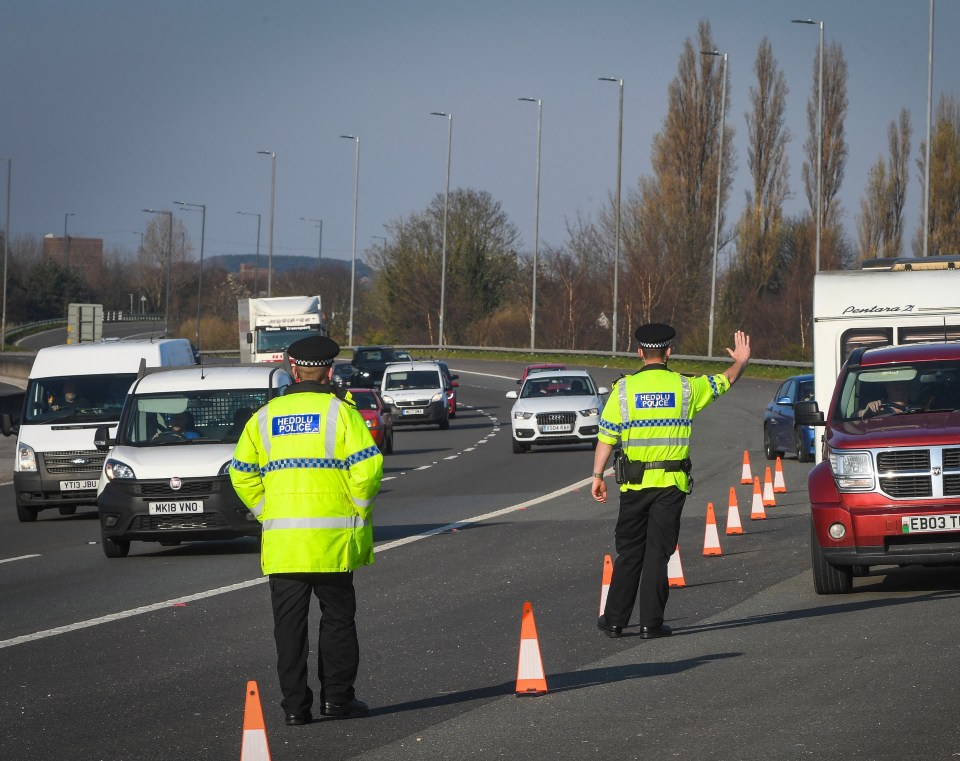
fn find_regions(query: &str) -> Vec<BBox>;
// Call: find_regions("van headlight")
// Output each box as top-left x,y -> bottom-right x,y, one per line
828,449 -> 874,491
382,394 -> 394,405
431,392 -> 443,403
18,444 -> 37,472
104,459 -> 136,480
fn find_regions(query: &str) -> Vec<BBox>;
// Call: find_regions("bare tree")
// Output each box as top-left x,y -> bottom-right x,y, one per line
857,109 -> 911,262
914,95 -> 960,256
802,41 -> 849,270
734,37 -> 790,297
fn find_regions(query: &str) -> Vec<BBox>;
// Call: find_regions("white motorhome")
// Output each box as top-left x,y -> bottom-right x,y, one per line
2,339 -> 196,522
811,257 -> 960,459
238,295 -> 327,363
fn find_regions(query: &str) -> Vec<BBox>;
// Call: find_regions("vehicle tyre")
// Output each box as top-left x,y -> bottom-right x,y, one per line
512,437 -> 529,454
795,428 -> 813,463
763,426 -> 780,461
102,534 -> 131,559
159,539 -> 181,547
59,506 -> 77,516
449,406 -> 457,419
810,521 -> 853,594
384,430 -> 394,455
16,500 -> 38,523
439,414 -> 450,430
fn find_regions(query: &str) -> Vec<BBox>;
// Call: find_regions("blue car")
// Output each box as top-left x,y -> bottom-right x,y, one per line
763,373 -> 815,463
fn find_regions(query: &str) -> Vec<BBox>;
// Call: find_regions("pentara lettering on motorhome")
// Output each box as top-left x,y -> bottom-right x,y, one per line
842,304 -> 914,314
635,392 -> 675,409
272,415 -> 321,435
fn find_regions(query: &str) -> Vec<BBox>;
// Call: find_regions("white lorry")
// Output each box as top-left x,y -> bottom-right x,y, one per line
1,338 -> 196,522
810,256 -> 960,461
238,295 -> 328,363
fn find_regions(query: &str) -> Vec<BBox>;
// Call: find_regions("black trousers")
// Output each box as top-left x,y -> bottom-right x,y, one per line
603,486 -> 686,629
269,572 -> 359,715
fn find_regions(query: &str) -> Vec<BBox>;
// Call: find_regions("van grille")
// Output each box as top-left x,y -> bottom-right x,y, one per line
42,450 -> 106,475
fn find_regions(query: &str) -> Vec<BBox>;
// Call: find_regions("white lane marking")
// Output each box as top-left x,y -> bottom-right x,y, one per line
0,470 -> 609,649
464,447 -> 476,452
0,554 -> 41,565
444,456 -> 458,460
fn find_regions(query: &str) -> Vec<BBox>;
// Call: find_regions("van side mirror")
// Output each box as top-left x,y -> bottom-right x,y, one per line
1,413 -> 18,437
93,424 -> 114,452
246,332 -> 253,344
795,400 -> 825,426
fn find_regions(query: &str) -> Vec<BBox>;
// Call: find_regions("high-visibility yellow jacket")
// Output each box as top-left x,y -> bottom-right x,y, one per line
597,365 -> 730,492
230,383 -> 383,574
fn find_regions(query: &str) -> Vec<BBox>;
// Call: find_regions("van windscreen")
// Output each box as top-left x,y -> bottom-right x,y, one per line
24,374 -> 137,424
120,389 -> 269,445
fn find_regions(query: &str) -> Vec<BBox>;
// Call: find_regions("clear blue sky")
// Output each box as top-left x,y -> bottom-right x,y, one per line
1,0 -> 955,268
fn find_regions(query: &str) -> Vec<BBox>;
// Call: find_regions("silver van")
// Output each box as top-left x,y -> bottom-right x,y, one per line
379,361 -> 449,430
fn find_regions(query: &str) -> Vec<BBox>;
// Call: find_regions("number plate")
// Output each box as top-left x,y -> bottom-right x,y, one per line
402,408 -> 424,415
901,514 -> 960,534
541,424 -> 572,433
148,501 -> 204,515
60,479 -> 99,491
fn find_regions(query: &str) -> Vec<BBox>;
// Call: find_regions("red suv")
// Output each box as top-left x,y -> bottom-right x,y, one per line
797,342 -> 960,594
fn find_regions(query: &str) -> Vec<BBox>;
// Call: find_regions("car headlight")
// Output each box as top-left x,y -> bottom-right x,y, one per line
18,444 -> 37,472
104,458 -> 136,480
514,411 -> 534,420
828,449 -> 874,491
431,392 -> 443,403
579,407 -> 599,417
382,394 -> 394,405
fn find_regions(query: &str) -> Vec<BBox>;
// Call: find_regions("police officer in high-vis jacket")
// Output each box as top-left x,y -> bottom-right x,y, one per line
591,324 -> 750,639
230,335 -> 383,725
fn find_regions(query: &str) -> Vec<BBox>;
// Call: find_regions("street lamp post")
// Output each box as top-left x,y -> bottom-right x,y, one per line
64,212 -> 75,271
143,209 -> 173,336
174,201 -> 206,351
923,0 -> 934,257
340,135 -> 360,347
519,97 -> 542,351
598,77 -> 623,354
236,211 -> 262,295
1,158 -> 10,350
299,217 -> 323,260
132,231 -> 144,314
257,151 -> 276,296
702,50 -> 727,358
793,18 -> 824,272
430,112 -> 452,349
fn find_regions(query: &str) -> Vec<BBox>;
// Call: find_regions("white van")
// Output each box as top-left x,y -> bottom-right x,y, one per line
379,361 -> 449,430
2,339 -> 196,522
811,256 -> 960,461
95,364 -> 293,557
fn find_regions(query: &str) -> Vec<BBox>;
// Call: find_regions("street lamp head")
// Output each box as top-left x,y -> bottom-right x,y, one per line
340,134 -> 357,141
518,97 -> 537,103
791,18 -> 818,24
598,77 -> 622,84
430,112 -> 450,119
257,150 -> 274,157
701,49 -> 721,56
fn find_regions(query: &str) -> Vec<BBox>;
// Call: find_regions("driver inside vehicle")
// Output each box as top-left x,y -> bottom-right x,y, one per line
858,380 -> 912,419
155,411 -> 201,440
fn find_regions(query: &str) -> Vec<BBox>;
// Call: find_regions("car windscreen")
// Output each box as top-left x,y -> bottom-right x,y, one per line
383,370 -> 440,391
350,392 -> 379,411
520,375 -> 595,399
256,327 -> 320,353
835,361 -> 960,421
119,389 -> 269,445
23,374 -> 137,424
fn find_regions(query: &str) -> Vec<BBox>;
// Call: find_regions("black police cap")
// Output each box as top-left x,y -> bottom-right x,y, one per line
634,323 -> 675,349
287,335 -> 341,367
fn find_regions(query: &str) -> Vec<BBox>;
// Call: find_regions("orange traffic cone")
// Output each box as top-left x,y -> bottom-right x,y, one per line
774,457 -> 787,493
598,554 -> 613,616
240,681 -> 271,761
703,502 -> 722,557
740,450 -> 753,484
751,476 -> 767,520
762,467 -> 776,507
726,486 -> 743,535
668,545 -> 686,588
516,602 -> 547,696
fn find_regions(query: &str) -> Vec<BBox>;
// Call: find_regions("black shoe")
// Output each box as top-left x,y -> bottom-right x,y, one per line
284,711 -> 312,726
321,698 -> 369,718
639,624 -> 672,639
597,616 -> 623,638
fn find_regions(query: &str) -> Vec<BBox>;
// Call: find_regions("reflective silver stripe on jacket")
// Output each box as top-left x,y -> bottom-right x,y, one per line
352,496 -> 373,510
262,516 -> 367,531
248,498 -> 265,518
325,398 -> 341,459
623,437 -> 690,449
257,405 -> 272,457
618,380 -> 629,438
679,376 -> 691,419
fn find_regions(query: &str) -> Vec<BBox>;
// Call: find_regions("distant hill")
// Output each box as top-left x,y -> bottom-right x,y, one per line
207,254 -> 372,278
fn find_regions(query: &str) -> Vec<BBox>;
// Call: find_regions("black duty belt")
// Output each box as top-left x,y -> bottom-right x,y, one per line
613,450 -> 692,486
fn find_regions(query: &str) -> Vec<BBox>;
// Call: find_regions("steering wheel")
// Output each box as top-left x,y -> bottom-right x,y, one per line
153,431 -> 185,442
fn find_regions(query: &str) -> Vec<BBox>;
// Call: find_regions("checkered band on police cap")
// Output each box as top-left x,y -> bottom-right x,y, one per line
286,335 -> 340,366
634,323 -> 675,349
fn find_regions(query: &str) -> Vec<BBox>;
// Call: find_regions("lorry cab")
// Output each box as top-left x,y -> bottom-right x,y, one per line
3,339 -> 195,522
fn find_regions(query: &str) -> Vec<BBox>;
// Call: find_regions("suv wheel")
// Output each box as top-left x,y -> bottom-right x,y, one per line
16,499 -> 38,523
102,534 -> 131,559
810,521 -> 852,594
512,438 -> 530,454
795,428 -> 812,463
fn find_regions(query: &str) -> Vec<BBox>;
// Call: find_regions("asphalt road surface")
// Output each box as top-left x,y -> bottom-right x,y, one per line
3,359 -> 960,760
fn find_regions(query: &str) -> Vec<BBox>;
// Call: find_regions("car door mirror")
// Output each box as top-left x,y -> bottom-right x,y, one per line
1,413 -> 18,437
93,424 -> 114,451
794,401 -> 824,426
597,386 -> 609,395
776,396 -> 792,405
506,390 -> 518,399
